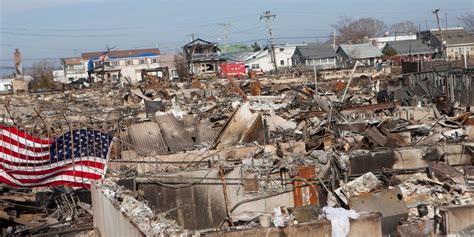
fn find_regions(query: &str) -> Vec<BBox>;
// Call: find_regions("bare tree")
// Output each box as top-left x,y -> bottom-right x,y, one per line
331,16 -> 387,44
29,60 -> 55,90
174,53 -> 188,81
390,21 -> 418,34
458,12 -> 474,31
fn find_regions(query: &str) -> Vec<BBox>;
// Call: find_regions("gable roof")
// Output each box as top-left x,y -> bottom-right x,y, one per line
183,38 -> 216,49
384,39 -> 434,55
61,57 -> 82,65
431,28 -> 474,46
82,48 -> 160,60
338,43 -> 383,59
294,44 -> 336,59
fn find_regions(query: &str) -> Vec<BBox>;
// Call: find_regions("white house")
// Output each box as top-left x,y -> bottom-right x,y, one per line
369,34 -> 417,48
53,57 -> 87,83
243,44 -> 305,72
81,48 -> 161,84
52,70 -> 66,83
0,78 -> 14,93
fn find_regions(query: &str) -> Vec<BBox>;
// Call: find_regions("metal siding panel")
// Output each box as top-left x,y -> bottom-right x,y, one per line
156,114 -> 196,153
193,185 -> 213,229
128,122 -> 168,155
197,119 -> 221,144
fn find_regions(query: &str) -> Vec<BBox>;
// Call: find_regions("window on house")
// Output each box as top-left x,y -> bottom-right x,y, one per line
112,61 -> 118,66
140,59 -> 145,65
251,64 -> 260,69
171,70 -> 178,78
126,60 -> 132,65
152,58 -> 158,64
280,60 -> 284,66
279,48 -> 284,52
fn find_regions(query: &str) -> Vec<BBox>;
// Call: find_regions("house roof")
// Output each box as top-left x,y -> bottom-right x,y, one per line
62,57 -> 82,65
338,43 -> 383,59
294,44 -> 337,59
183,38 -> 216,49
384,39 -> 434,55
81,48 -> 160,60
431,28 -> 474,45
218,44 -> 249,54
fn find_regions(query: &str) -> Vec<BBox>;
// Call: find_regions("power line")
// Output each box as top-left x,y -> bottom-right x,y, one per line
279,7 -> 474,15
273,28 -> 333,32
0,57 -> 62,61
0,31 -> 131,38
0,14 -> 256,33
0,43 -> 100,52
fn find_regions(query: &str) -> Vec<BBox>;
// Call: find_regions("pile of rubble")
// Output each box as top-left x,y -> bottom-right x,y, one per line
0,187 -> 93,236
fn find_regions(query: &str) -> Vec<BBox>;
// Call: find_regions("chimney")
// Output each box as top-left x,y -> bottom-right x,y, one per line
14,49 -> 23,79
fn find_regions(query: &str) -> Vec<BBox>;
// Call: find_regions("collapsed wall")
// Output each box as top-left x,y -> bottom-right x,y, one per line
92,178 -> 183,236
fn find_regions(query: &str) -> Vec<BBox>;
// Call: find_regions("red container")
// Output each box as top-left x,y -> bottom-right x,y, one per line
220,63 -> 246,77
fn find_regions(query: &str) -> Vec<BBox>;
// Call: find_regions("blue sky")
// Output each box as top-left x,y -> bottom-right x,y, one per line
0,0 -> 473,73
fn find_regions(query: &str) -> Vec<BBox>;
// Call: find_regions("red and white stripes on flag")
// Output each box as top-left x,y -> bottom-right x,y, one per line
0,125 -> 112,188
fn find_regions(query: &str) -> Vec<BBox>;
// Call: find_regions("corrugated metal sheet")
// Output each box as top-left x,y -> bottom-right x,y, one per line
128,122 -> 168,156
182,115 -> 198,142
155,114 -> 195,153
197,119 -> 220,145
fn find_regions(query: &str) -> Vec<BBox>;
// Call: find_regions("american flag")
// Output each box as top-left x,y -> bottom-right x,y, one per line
0,126 -> 113,188
98,52 -> 108,62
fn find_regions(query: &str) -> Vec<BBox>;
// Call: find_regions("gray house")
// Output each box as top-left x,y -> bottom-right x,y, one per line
292,44 -> 338,69
336,43 -> 383,67
382,39 -> 434,57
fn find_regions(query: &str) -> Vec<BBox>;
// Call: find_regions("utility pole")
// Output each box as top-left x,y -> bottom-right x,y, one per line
187,33 -> 196,41
218,23 -> 231,54
433,9 -> 447,60
333,29 -> 336,50
445,12 -> 448,30
260,11 -> 278,77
